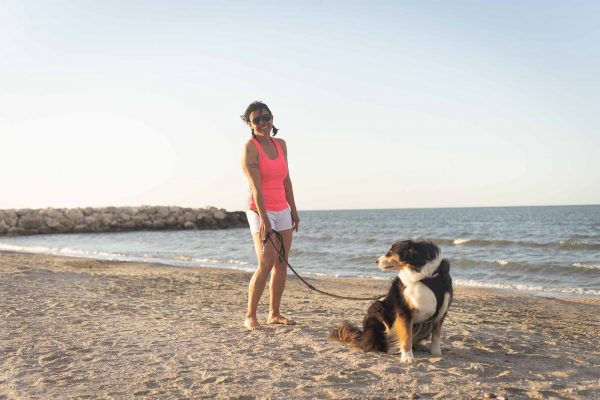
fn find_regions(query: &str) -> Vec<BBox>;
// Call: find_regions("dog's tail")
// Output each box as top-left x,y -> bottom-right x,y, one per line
329,321 -> 363,348
439,258 -> 453,293
329,320 -> 387,352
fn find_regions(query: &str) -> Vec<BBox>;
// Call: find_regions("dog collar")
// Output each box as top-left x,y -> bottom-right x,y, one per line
398,254 -> 442,284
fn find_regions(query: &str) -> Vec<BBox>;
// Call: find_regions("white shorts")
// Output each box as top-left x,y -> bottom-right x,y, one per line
246,209 -> 293,234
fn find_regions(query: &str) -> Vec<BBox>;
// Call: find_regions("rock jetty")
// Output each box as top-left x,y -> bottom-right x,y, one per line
0,206 -> 247,236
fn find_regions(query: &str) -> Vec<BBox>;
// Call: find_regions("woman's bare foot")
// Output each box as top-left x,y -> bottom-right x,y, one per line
267,315 -> 296,325
244,316 -> 262,331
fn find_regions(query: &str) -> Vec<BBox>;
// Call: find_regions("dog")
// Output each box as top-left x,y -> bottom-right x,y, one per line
329,240 -> 453,363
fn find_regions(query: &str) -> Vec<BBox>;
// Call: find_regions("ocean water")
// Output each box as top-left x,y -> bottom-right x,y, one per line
1,205 -> 599,297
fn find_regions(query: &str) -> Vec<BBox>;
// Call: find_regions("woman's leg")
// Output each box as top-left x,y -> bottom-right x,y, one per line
268,228 -> 296,325
245,232 -> 276,330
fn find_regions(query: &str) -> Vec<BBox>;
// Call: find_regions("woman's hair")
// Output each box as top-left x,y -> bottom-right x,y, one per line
241,101 -> 279,136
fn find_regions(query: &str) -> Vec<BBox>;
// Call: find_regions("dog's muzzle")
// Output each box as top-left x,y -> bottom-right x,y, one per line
377,256 -> 393,271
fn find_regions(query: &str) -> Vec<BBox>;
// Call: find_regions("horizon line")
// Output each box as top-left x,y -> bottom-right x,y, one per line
298,203 -> 600,212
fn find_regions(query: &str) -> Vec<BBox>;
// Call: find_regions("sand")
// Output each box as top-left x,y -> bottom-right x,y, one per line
1,251 -> 599,399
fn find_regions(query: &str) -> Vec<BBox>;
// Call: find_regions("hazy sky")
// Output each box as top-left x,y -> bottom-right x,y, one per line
1,1 -> 599,211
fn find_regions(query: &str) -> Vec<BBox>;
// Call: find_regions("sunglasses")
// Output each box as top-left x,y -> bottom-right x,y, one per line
252,115 -> 272,125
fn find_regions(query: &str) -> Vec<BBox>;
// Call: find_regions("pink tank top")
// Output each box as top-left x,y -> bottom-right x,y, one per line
247,137 -> 289,211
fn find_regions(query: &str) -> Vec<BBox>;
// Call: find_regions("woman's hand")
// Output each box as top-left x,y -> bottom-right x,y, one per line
260,216 -> 273,242
291,209 -> 300,232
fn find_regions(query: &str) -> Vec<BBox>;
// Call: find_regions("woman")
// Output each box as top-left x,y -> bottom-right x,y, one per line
240,101 -> 300,331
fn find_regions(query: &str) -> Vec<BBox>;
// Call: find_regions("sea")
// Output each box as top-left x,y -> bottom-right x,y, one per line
1,205 -> 599,298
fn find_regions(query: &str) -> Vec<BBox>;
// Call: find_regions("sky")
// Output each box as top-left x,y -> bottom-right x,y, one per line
1,0 -> 599,211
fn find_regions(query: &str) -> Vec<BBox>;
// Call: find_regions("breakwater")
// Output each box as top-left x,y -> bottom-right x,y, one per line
0,206 -> 247,236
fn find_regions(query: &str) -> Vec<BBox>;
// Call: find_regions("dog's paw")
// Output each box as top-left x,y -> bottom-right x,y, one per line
430,347 -> 442,356
401,350 -> 415,363
413,343 -> 429,352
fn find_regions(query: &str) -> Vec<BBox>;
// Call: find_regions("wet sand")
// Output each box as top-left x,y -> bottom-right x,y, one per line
1,251 -> 599,399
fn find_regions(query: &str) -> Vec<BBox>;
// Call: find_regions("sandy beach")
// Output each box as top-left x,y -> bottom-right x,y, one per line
1,251 -> 599,399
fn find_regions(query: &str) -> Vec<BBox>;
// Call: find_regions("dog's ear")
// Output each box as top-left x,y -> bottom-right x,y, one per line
390,240 -> 411,258
400,240 -> 440,268
401,248 -> 416,262
399,241 -> 417,263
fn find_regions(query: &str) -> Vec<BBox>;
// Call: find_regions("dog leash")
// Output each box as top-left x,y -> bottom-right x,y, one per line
264,231 -> 386,301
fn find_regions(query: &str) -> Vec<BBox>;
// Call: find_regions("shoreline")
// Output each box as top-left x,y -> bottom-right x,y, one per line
1,247 -> 598,301
1,250 -> 599,398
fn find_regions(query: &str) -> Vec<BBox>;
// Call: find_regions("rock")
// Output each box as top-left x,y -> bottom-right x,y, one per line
128,207 -> 139,216
118,213 -> 132,222
196,210 -> 209,221
0,220 -> 8,234
19,214 -> 45,230
183,221 -> 196,229
59,216 -> 75,230
101,213 -> 114,226
83,207 -> 96,216
8,227 -> 26,235
152,221 -> 165,229
157,207 -> 170,218
483,393 -> 497,399
66,209 -> 84,224
132,215 -> 149,228
45,218 -> 62,229
1,206 -> 246,235
213,209 -> 227,220
121,221 -> 136,230
4,210 -> 18,226
73,224 -> 89,233
41,208 -> 64,219
165,216 -> 178,227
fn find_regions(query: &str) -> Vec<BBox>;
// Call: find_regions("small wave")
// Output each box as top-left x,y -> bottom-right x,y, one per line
171,256 -> 249,267
355,274 -> 388,281
0,243 -> 59,254
290,249 -> 331,257
572,263 -> 600,270
452,258 -> 526,271
455,279 -> 600,297
435,238 -> 600,250
452,258 -> 600,278
453,238 -> 471,245
559,241 -> 600,250
59,247 -> 128,259
0,242 -> 127,260
0,242 -> 249,270
299,234 -> 335,242
228,259 -> 249,265
174,256 -> 219,264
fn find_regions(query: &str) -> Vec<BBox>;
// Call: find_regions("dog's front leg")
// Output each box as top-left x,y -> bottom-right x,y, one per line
391,317 -> 414,363
431,315 -> 446,356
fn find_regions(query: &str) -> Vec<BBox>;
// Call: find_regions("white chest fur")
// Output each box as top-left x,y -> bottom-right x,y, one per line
403,282 -> 437,323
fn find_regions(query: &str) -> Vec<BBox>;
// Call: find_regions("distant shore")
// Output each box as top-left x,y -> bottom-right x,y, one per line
1,250 -> 599,399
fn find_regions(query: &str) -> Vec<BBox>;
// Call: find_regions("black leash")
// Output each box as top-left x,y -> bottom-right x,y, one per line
264,231 -> 385,301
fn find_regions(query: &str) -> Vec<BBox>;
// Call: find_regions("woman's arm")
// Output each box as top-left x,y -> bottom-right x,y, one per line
241,141 -> 272,238
277,139 -> 300,232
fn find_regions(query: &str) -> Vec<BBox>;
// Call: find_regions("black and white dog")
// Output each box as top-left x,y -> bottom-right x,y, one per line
330,240 -> 453,363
